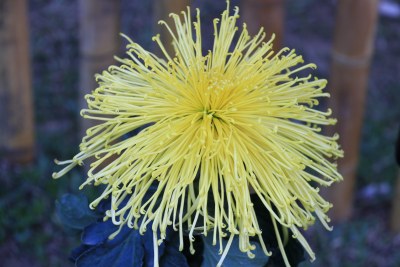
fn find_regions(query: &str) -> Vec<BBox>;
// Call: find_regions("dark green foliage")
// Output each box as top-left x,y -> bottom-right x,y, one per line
56,190 -> 306,266
395,127 -> 400,166
249,195 -> 305,267
73,220 -> 156,267
57,184 -> 189,267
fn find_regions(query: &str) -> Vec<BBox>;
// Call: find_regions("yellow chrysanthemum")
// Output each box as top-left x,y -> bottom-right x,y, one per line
54,3 -> 343,267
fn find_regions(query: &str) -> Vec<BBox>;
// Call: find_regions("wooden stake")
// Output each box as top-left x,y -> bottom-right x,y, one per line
0,0 -> 35,163
153,0 -> 190,56
325,0 -> 379,222
240,0 -> 285,49
78,0 -> 120,135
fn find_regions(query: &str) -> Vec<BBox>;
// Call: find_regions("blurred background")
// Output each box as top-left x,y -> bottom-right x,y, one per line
0,0 -> 400,266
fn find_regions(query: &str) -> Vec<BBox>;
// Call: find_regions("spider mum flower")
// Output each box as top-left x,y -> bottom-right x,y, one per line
54,3 -> 343,267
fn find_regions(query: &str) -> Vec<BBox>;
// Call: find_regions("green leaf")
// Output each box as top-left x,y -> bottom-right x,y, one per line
68,184 -> 189,267
55,193 -> 99,231
159,231 -> 189,267
201,234 -> 269,267
72,216 -> 189,267
75,222 -> 145,267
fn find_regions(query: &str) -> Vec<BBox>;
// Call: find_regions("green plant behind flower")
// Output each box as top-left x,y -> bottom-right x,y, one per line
54,2 -> 343,266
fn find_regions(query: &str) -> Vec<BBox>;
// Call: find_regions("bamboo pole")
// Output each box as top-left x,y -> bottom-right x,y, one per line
78,0 -> 120,135
0,0 -> 35,163
153,0 -> 190,56
325,0 -> 379,222
240,0 -> 285,49
390,131 -> 400,232
391,170 -> 400,233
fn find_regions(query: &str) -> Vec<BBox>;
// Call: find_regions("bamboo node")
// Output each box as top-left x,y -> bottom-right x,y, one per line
331,50 -> 372,68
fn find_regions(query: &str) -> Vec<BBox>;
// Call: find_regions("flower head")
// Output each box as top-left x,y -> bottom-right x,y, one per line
54,2 -> 343,266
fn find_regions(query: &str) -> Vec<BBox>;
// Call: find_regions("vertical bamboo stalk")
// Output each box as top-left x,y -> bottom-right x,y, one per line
325,0 -> 379,221
391,170 -> 400,233
153,0 -> 190,56
79,0 -> 120,134
0,0 -> 35,163
390,131 -> 400,232
240,0 -> 285,49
